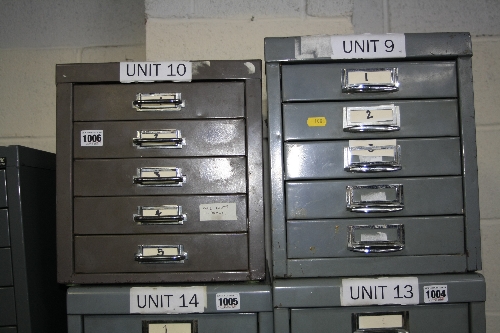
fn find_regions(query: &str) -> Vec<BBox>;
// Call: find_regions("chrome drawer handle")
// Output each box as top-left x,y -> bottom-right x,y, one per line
343,105 -> 401,133
133,93 -> 184,111
133,130 -> 185,149
133,167 -> 186,186
348,224 -> 404,253
134,205 -> 186,225
346,184 -> 404,213
344,143 -> 401,173
135,245 -> 187,263
342,68 -> 399,93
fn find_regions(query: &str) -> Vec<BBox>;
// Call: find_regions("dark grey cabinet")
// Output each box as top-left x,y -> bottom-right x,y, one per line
0,146 -> 66,332
265,33 -> 481,278
56,61 -> 265,284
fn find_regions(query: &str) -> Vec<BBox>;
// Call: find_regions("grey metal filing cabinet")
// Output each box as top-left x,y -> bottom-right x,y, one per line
273,273 -> 486,333
265,33 -> 481,278
56,61 -> 265,284
0,146 -> 67,333
66,283 -> 273,333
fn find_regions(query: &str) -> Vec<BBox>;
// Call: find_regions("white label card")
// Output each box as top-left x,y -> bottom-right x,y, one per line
341,277 -> 419,306
81,130 -> 103,146
148,323 -> 192,333
331,34 -> 406,59
199,203 -> 237,221
423,285 -> 448,303
130,286 -> 206,314
216,293 -> 241,311
120,62 -> 192,82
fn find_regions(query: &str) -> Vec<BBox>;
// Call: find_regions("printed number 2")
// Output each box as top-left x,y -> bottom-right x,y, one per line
366,110 -> 374,119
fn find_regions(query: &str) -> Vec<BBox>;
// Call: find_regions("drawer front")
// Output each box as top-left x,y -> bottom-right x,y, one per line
0,248 -> 13,286
287,216 -> 464,258
291,304 -> 469,333
285,138 -> 461,179
73,119 -> 246,158
84,313 -> 258,333
0,170 -> 6,208
282,61 -> 457,101
286,176 -> 463,219
74,195 -> 247,234
75,234 -> 248,273
74,157 -> 247,196
74,82 -> 245,121
0,287 -> 16,326
283,99 -> 459,141
0,209 -> 9,247
0,327 -> 17,333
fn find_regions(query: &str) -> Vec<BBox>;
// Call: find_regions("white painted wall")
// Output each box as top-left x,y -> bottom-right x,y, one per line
1,0 -> 499,331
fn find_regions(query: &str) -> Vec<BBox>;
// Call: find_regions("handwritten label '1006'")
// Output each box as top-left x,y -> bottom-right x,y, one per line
341,277 -> 419,306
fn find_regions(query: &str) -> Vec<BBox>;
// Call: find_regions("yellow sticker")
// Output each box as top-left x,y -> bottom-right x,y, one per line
307,117 -> 327,127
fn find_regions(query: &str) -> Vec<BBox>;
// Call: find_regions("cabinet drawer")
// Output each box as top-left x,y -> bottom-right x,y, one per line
286,176 -> 463,219
74,119 -> 246,158
283,99 -> 459,140
0,209 -> 9,247
0,170 -> 6,208
291,304 -> 468,333
74,195 -> 247,234
284,137 -> 461,179
74,234 -> 248,273
74,82 -> 245,121
287,216 -> 464,258
83,314 -> 258,333
0,248 -> 13,286
74,157 -> 247,196
282,61 -> 457,101
0,287 -> 16,326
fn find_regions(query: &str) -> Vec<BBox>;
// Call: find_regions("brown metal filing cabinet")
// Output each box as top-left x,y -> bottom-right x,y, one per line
56,60 -> 265,284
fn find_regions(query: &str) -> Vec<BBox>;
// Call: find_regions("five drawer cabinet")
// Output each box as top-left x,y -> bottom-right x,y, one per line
56,61 -> 265,284
265,33 -> 481,278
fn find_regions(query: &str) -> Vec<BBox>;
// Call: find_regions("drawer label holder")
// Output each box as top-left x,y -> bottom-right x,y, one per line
134,205 -> 186,225
133,93 -> 185,112
348,224 -> 405,253
341,277 -> 419,306
143,321 -> 198,333
133,167 -> 186,187
353,312 -> 409,333
133,129 -> 185,149
135,245 -> 188,264
130,286 -> 206,314
346,184 -> 404,213
342,68 -> 399,93
343,104 -> 400,132
345,139 -> 401,173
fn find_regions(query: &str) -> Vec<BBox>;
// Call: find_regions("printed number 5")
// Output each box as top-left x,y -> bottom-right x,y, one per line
157,248 -> 164,256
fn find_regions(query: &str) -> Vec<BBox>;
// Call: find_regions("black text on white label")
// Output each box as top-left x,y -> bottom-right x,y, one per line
120,62 -> 192,82
423,285 -> 448,303
81,130 -> 103,146
341,277 -> 419,306
331,34 -> 406,59
130,286 -> 206,314
216,293 -> 240,310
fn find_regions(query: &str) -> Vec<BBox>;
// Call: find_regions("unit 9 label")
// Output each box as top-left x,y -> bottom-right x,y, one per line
81,130 -> 103,146
216,293 -> 240,310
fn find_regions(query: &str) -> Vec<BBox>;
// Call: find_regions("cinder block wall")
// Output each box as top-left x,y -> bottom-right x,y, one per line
1,0 -> 500,331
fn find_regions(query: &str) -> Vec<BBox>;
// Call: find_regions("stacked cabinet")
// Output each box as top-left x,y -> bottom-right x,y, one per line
56,61 -> 265,284
0,146 -> 66,333
265,32 -> 485,332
